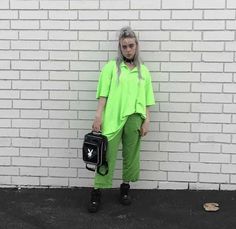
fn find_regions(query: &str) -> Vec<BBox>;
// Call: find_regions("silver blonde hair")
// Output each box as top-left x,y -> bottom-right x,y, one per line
116,26 -> 142,80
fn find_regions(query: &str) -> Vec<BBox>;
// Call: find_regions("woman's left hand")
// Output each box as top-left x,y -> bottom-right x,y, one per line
140,120 -> 149,137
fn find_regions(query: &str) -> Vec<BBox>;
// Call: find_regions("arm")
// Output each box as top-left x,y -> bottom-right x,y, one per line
140,107 -> 151,137
92,97 -> 107,132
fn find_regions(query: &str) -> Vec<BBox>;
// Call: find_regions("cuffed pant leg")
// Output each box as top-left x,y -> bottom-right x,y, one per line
94,129 -> 122,189
122,113 -> 143,182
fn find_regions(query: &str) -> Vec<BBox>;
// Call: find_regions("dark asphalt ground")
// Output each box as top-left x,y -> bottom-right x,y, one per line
0,188 -> 235,229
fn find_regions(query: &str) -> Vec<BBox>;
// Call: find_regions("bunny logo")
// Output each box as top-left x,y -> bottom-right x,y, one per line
88,148 -> 94,158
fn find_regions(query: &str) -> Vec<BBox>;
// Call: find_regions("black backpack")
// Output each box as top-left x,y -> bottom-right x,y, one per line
82,131 -> 108,176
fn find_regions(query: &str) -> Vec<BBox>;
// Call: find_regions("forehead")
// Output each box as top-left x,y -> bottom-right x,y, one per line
120,38 -> 136,45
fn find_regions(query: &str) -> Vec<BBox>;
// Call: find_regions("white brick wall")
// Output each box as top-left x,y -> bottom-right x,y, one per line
0,0 -> 235,190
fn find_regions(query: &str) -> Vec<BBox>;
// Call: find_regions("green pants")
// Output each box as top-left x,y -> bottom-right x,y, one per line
94,113 -> 143,189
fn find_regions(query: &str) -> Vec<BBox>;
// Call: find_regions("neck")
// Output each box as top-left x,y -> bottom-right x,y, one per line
123,56 -> 134,64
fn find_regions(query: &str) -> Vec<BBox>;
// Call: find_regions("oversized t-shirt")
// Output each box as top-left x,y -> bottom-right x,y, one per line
96,60 -> 155,141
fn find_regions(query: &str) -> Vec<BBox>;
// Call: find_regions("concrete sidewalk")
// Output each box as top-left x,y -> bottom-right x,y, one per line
0,188 -> 235,229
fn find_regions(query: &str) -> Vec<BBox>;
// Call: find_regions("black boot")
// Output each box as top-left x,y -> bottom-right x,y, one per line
120,183 -> 131,205
88,188 -> 101,213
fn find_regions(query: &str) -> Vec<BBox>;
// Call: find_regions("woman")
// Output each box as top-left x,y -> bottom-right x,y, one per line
88,26 -> 155,213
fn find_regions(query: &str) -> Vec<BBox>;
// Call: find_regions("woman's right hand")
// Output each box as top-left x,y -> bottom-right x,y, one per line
92,116 -> 102,132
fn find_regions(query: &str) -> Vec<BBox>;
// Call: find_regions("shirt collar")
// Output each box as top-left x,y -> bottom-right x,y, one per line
120,61 -> 138,72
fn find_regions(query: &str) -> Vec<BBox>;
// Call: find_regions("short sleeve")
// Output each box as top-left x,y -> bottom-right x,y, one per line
96,61 -> 114,99
145,68 -> 156,106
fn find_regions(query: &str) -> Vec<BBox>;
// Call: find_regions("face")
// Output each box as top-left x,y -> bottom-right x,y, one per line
120,38 -> 137,60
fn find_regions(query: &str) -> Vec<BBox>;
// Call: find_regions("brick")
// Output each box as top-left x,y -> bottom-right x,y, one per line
160,122 -> 190,132
70,0 -> 99,9
49,129 -> 77,138
20,148 -> 48,157
0,31 -> 18,39
41,61 -> 69,71
12,61 -> 40,70
191,143 -> 221,153
160,83 -> 190,92
202,52 -> 233,62
100,0 -> 129,9
194,20 -> 225,30
40,0 -> 68,9
0,0 -> 9,9
170,93 -> 200,102
41,177 -> 68,187
201,73 -> 233,82
160,142 -> 189,152
162,0 -> 193,9
42,101 -> 69,110
0,129 -> 19,137
49,10 -> 77,20
201,133 -> 231,143
109,10 -> 138,20
21,51 -> 48,60
0,20 -> 10,29
191,163 -> 221,173
49,31 -> 77,40
131,0 -> 161,9
225,63 -> 236,72
202,94 -> 232,103
79,31 -> 107,41
12,138 -> 40,147
162,20 -> 192,30
192,103 -> 222,113
160,162 -> 189,171
170,73 -> 200,82
169,133 -> 199,142
41,139 -> 68,148
204,10 -> 235,19
50,71 -> 78,81
0,110 -> 19,118
21,110 -> 48,119
192,123 -> 222,133
21,91 -> 48,100
160,103 -> 190,112
140,10 -> 170,19
11,41 -> 39,50
12,119 -> 40,128
161,41 -> 192,51
41,20 -> 69,30
194,0 -> 225,9
159,182 -> 188,190
199,173 -> 229,183
49,168 -> 77,177
131,21 -> 161,31
227,0 -> 236,8
140,31 -> 169,41
41,158 -> 69,167
20,129 -> 48,138
193,42 -> 224,51
12,176 -> 40,186
70,61 -> 99,71
0,167 -> 18,175
11,20 -> 39,29
13,100 -> 41,109
190,183 -> 220,190
12,157 -> 40,166
41,41 -> 69,50
21,71 -> 48,80
227,21 -> 236,30
70,41 -> 99,50
171,31 -> 202,40
170,113 -> 199,123
161,62 -> 191,72
20,10 -> 48,19
49,110 -> 77,120
201,114 -> 231,123
192,83 -> 222,92
41,120 -> 69,129
0,10 -> 18,19
13,81 -> 40,90
19,31 -> 47,40
203,31 -> 234,41
192,63 -> 223,72
20,167 -> 48,176
172,10 -> 202,19
168,172 -> 197,182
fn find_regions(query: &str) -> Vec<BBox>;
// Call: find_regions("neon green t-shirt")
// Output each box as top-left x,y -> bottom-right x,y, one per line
96,60 -> 155,141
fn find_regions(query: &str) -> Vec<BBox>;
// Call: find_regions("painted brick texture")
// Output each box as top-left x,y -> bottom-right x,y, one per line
0,0 -> 235,190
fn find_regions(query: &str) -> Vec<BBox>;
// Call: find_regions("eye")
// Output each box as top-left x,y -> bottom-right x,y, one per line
122,45 -> 128,49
